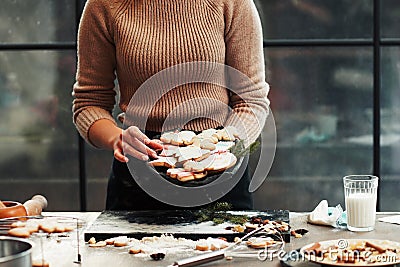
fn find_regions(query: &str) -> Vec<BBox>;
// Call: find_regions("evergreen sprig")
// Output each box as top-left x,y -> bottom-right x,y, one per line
230,140 -> 260,158
196,202 -> 248,225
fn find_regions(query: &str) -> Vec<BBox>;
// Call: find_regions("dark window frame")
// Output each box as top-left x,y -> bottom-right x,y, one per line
262,0 -> 400,211
0,0 -> 87,210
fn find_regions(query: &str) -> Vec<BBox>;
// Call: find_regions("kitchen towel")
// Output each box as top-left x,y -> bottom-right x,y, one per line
307,200 -> 346,228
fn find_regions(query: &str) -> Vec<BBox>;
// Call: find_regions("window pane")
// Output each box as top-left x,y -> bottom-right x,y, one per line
380,47 -> 400,211
255,0 -> 373,40
86,148 -> 111,211
254,47 -> 373,211
381,0 -> 400,39
0,0 -> 76,44
0,50 -> 79,210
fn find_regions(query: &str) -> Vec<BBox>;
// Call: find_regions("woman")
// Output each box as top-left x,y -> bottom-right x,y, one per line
73,0 -> 270,210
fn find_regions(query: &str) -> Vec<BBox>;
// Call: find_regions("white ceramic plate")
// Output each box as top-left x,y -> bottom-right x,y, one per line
300,239 -> 400,266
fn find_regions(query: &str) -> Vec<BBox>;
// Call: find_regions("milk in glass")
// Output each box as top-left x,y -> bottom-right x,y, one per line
343,175 -> 378,232
345,193 -> 376,228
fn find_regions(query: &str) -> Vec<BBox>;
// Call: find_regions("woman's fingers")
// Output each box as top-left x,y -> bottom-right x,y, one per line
113,138 -> 129,162
125,126 -> 150,143
123,134 -> 156,159
146,139 -> 164,150
114,148 -> 129,163
122,142 -> 150,161
120,126 -> 159,160
113,135 -> 149,161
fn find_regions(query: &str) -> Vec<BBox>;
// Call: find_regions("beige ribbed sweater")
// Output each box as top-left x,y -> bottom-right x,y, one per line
73,0 -> 270,145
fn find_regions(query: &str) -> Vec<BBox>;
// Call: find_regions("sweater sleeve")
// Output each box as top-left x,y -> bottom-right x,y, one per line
223,0 -> 270,146
72,0 -> 118,144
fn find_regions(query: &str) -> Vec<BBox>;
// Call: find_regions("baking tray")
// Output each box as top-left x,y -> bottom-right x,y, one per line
84,210 -> 290,243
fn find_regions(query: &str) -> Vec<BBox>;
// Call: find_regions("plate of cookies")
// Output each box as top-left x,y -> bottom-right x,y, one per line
300,239 -> 400,266
148,127 -> 244,186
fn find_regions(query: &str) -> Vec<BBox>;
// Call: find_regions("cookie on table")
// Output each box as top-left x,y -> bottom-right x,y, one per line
8,227 -> 31,238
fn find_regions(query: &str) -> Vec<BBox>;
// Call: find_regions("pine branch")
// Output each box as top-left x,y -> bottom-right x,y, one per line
230,140 -> 260,158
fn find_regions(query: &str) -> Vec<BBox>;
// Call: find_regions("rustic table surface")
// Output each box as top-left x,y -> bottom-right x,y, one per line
30,212 -> 400,267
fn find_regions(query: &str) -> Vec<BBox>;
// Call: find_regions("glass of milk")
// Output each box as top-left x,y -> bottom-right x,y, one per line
343,175 -> 379,232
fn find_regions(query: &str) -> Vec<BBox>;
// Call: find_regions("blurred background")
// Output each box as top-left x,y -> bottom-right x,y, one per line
0,0 -> 399,212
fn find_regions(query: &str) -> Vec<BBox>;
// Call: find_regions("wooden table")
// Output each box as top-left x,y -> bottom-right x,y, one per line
32,212 -> 400,267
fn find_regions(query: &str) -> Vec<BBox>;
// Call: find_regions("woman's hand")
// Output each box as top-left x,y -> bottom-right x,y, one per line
114,126 -> 163,162
88,119 -> 163,163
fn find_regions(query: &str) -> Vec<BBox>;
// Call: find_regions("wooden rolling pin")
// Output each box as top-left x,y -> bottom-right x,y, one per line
23,195 -> 48,216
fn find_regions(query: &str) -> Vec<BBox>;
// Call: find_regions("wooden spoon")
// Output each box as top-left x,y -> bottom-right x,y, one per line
0,200 -> 6,208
